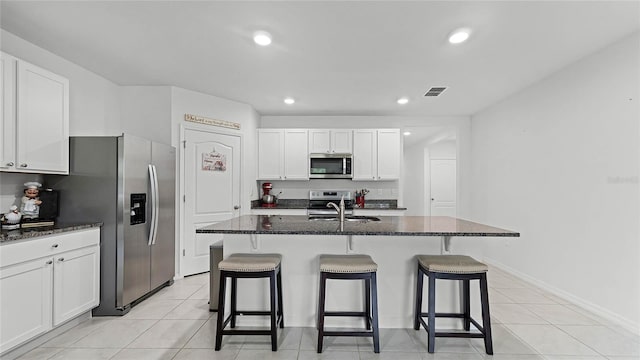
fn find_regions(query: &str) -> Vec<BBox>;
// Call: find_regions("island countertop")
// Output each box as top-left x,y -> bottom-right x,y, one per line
196,215 -> 519,237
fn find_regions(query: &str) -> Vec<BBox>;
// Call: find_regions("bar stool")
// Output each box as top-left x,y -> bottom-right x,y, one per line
414,255 -> 493,354
215,253 -> 284,351
317,254 -> 380,353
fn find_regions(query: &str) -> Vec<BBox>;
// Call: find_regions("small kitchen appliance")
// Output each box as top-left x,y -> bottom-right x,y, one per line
261,182 -> 277,207
307,190 -> 354,217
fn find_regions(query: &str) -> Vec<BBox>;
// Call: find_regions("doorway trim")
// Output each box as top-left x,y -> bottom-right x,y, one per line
177,124 -> 243,278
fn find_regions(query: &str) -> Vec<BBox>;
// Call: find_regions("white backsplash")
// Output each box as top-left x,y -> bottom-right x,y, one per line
257,179 -> 399,200
0,173 -> 44,211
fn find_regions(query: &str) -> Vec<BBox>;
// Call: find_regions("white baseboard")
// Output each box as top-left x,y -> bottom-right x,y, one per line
484,257 -> 640,337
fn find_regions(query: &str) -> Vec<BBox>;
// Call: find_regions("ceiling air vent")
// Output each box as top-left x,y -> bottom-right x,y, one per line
424,86 -> 447,97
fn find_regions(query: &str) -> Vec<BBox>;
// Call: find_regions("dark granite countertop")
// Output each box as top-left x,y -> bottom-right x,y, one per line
1,223 -> 102,244
197,215 -> 519,237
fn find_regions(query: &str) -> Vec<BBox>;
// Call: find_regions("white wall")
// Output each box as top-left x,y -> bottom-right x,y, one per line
470,32 -> 640,332
120,86 -> 172,144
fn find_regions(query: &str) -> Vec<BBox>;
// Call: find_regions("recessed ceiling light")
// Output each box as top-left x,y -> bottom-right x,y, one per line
403,131 -> 412,136
397,97 -> 409,105
253,31 -> 272,46
284,97 -> 295,105
448,28 -> 471,44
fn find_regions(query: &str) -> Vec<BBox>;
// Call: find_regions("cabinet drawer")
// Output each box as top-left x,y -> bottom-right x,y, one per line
0,228 -> 99,268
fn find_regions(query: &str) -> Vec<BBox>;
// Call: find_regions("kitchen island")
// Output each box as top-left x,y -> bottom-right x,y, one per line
197,215 -> 518,328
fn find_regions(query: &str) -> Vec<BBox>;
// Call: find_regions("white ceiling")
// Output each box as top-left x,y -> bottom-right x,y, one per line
1,1 -> 638,117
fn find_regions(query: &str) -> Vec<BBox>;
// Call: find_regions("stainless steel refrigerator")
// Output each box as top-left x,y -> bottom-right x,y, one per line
45,134 -> 176,316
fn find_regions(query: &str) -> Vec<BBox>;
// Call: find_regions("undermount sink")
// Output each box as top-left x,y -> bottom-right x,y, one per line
308,215 -> 381,222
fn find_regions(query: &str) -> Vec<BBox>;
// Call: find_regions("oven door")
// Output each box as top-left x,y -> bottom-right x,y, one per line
309,154 -> 352,179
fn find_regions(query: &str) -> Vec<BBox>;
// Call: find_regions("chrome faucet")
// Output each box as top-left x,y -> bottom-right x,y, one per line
326,195 -> 346,223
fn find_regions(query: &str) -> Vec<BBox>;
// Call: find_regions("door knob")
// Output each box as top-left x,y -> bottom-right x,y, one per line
20,163 -> 28,167
233,205 -> 240,210
431,198 -> 435,201
6,162 -> 14,166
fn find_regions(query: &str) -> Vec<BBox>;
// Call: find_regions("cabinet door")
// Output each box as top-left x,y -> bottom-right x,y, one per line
283,129 -> 308,180
53,245 -> 100,326
0,52 -> 16,170
377,129 -> 400,180
308,130 -> 331,154
331,130 -> 352,153
257,129 -> 284,180
352,130 -> 377,180
16,60 -> 69,174
0,258 -> 52,353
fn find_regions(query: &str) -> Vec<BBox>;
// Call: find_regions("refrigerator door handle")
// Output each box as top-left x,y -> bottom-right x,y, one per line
151,164 -> 160,245
148,164 -> 157,246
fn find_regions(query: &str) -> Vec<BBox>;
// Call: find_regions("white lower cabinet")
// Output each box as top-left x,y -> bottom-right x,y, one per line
0,257 -> 52,353
52,245 -> 100,326
0,228 -> 100,355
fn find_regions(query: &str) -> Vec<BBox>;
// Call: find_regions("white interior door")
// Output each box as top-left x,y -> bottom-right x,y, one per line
182,129 -> 240,276
430,159 -> 457,216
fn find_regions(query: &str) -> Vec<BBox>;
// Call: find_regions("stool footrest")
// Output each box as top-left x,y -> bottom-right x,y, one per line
430,331 -> 486,338
420,312 -> 466,318
324,311 -> 368,317
222,329 -> 274,336
234,310 -> 272,316
418,315 -> 486,334
323,331 -> 375,337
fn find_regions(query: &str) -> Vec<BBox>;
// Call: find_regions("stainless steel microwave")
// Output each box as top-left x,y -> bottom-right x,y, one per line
309,153 -> 353,179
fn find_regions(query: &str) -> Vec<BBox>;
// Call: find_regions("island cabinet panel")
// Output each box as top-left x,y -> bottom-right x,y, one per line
0,228 -> 100,355
0,51 -> 69,174
308,129 -> 352,154
257,129 -> 308,180
220,233 -> 446,329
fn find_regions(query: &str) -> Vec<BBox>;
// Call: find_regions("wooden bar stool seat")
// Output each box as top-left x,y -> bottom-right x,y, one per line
414,255 -> 493,354
215,253 -> 284,351
317,254 -> 380,353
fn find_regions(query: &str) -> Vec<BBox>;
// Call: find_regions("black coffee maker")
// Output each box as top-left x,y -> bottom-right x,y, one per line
38,189 -> 59,220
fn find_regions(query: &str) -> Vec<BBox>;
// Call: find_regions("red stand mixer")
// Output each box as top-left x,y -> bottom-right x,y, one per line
261,182 -> 278,208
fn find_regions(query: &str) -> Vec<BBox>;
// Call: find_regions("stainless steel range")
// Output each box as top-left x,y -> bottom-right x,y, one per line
307,190 -> 354,216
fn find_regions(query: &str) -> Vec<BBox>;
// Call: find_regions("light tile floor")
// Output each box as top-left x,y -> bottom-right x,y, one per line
15,266 -> 640,360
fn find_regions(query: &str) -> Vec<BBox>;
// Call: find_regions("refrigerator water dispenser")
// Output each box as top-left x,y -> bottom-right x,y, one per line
130,193 -> 146,225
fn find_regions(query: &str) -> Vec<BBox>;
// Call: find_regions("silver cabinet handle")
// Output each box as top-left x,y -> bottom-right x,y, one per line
6,162 -> 14,166
20,163 -> 28,167
46,260 -> 53,265
58,257 -> 64,262
51,244 -> 59,248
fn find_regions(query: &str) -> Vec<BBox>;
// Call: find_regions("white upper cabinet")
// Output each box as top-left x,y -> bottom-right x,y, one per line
352,129 -> 400,181
257,129 -> 308,180
257,129 -> 284,180
352,130 -> 377,180
0,52 -> 69,174
283,129 -> 309,180
376,129 -> 401,180
0,52 -> 16,171
308,129 -> 352,154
